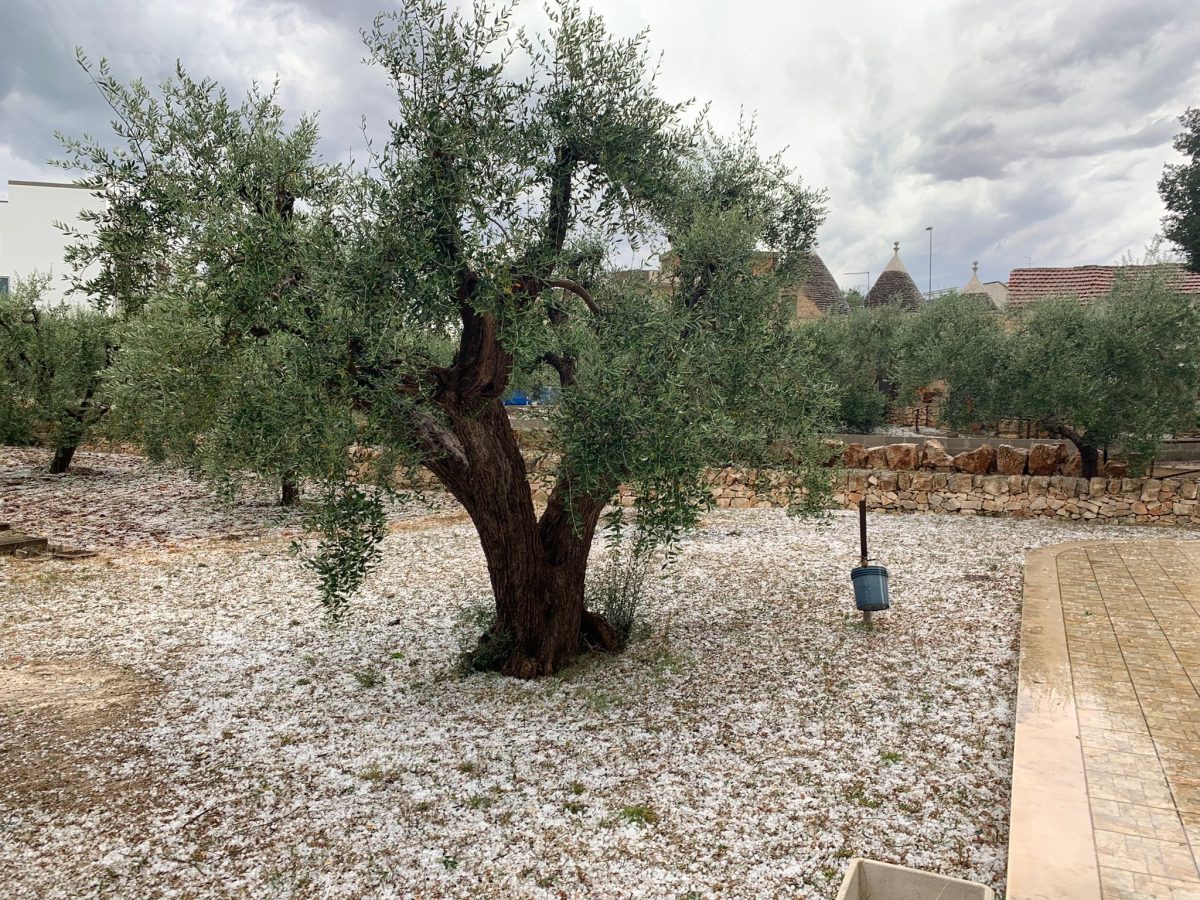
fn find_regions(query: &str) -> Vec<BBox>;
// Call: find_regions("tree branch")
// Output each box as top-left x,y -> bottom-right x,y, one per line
542,277 -> 600,316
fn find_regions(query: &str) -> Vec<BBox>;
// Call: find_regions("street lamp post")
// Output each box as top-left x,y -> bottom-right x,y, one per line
925,226 -> 933,297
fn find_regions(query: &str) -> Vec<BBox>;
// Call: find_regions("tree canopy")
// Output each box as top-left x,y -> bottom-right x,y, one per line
62,0 -> 837,677
1160,107 -> 1200,273
0,275 -> 113,473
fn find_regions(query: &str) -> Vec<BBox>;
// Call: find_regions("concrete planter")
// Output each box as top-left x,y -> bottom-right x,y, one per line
836,859 -> 994,900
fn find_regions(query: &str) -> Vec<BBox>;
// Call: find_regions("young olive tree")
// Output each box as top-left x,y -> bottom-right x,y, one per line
64,0 -> 835,677
894,292 -> 1010,429
806,304 -> 906,432
0,275 -> 113,473
1007,276 -> 1200,476
57,59 -> 338,506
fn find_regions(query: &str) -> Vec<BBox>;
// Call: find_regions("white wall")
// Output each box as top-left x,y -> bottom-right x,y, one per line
0,180 -> 106,305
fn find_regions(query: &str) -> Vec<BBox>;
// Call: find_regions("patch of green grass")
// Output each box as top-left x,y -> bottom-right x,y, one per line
833,846 -> 855,860
843,783 -> 882,809
294,677 -> 311,686
568,781 -> 586,795
456,761 -> 479,775
466,793 -> 495,810
353,668 -> 384,689
564,800 -> 586,814
359,762 -> 391,782
580,688 -> 621,712
878,749 -> 902,763
440,856 -> 458,871
618,803 -> 658,826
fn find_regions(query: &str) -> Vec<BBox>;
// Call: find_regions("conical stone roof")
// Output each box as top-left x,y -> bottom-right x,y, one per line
865,242 -> 924,310
798,250 -> 849,315
961,261 -> 995,308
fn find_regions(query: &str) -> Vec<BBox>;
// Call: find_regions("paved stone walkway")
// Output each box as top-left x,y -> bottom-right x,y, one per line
1010,541 -> 1200,900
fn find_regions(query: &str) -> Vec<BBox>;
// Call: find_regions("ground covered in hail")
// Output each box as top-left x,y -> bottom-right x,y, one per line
3,450 -> 1195,898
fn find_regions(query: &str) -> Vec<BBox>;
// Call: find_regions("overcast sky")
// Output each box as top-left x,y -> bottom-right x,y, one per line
2,0 -> 1197,292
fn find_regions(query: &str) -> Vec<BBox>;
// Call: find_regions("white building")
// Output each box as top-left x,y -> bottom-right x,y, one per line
0,179 -> 105,304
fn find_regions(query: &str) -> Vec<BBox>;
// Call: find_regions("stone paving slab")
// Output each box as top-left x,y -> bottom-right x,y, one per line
1009,540 -> 1200,900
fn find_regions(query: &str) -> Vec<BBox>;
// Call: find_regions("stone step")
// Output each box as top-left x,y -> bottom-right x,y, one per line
0,532 -> 49,556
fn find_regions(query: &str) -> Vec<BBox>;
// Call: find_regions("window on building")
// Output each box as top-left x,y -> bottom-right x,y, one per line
0,276 -> 9,295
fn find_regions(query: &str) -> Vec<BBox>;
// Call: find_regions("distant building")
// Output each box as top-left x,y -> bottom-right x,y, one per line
791,250 -> 849,319
0,179 -> 103,303
960,261 -> 997,309
981,280 -> 1009,308
865,242 -> 924,310
1006,264 -> 1200,308
638,247 -> 849,320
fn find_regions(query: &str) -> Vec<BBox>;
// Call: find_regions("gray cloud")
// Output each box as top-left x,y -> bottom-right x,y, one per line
1,0 -> 1197,291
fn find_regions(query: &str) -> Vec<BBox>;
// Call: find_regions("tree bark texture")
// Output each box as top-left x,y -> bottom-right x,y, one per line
281,471 -> 300,507
1058,425 -> 1101,478
49,446 -> 77,475
422,399 -> 616,678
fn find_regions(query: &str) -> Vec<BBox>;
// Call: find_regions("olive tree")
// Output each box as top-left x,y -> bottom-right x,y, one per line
63,0 -> 835,677
895,279 -> 1200,476
1007,276 -> 1200,476
895,292 -> 1010,429
0,275 -> 113,473
806,304 -> 906,432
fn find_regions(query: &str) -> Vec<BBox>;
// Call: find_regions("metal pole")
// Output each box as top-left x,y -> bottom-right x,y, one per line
858,498 -> 868,567
925,226 -> 933,296
859,499 -> 871,625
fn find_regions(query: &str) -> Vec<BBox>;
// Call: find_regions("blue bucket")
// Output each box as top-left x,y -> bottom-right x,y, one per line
851,565 -> 890,612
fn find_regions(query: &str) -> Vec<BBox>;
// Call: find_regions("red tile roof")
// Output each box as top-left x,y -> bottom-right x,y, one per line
1007,265 -> 1200,307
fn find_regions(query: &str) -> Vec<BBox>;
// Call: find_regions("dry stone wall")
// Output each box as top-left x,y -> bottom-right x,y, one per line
394,439 -> 1192,527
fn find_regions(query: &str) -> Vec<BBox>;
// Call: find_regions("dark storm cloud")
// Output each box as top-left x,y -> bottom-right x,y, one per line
1,0 -> 1198,288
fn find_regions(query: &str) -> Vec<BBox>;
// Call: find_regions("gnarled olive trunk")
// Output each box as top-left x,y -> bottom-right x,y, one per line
424,399 -> 616,678
49,446 -> 77,475
281,471 -> 300,507
1057,425 -> 1101,478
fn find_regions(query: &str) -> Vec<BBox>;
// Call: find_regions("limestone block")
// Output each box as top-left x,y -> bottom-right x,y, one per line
1060,453 -> 1082,477
1027,443 -> 1063,476
952,446 -> 995,475
885,442 -> 919,471
921,439 -> 955,469
949,474 -> 975,492
843,443 -> 868,469
866,446 -> 890,469
981,475 -> 1009,496
996,445 -> 1029,476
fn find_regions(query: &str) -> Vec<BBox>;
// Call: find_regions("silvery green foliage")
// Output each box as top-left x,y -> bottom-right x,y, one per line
890,280 -> 1199,469
0,275 -> 112,454
60,0 -> 837,616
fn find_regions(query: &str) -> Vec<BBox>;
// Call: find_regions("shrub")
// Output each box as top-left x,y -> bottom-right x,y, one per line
586,537 -> 654,649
